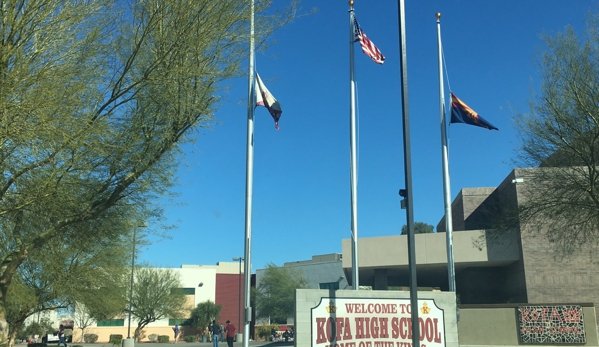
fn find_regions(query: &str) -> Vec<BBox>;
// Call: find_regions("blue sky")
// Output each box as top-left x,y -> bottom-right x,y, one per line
138,1 -> 599,271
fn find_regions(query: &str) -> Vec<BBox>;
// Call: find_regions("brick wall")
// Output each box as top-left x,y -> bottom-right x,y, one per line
215,273 -> 244,329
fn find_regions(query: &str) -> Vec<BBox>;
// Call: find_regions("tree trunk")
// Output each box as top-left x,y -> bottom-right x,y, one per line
1,269 -> 13,347
0,315 -> 8,347
7,327 -> 18,347
0,247 -> 30,347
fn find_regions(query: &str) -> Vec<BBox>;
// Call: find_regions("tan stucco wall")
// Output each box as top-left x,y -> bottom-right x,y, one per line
457,307 -> 520,345
341,230 -> 520,270
71,326 -> 204,343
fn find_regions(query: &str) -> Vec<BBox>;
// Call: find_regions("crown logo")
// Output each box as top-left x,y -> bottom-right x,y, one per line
325,301 -> 337,313
420,302 -> 430,314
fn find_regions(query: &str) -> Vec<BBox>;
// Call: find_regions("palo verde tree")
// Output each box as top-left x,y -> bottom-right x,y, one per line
129,267 -> 187,341
4,216 -> 130,346
255,263 -> 309,323
0,1 -> 295,346
514,12 -> 599,256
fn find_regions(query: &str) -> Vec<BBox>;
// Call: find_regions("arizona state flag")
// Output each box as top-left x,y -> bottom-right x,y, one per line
450,93 -> 498,130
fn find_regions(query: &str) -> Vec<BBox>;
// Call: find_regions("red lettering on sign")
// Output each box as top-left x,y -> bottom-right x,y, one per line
520,308 -> 531,323
424,318 -> 433,342
563,308 -> 581,323
370,318 -> 379,339
355,318 -> 365,339
316,317 -> 352,343
379,317 -> 389,338
529,309 -> 540,322
433,318 -> 441,343
398,304 -> 411,314
391,318 -> 399,339
521,326 -> 544,334
316,318 -> 327,344
345,303 -> 398,314
418,318 -> 425,341
550,308 -> 563,323
364,318 -> 372,338
541,308 -> 549,322
334,318 -> 344,341
385,317 -> 442,343
399,318 -> 409,340
342,318 -> 353,340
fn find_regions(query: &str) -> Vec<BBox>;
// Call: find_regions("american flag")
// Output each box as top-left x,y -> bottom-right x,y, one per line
353,15 -> 385,64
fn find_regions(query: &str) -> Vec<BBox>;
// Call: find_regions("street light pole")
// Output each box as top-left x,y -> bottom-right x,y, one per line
127,223 -> 146,344
232,257 -> 244,336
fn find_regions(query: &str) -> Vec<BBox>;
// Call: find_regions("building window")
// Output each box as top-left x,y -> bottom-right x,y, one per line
97,319 -> 125,327
319,282 -> 340,290
169,319 -> 193,326
171,288 -> 195,295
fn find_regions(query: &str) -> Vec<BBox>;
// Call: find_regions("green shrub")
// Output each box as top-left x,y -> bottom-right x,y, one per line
184,335 -> 196,343
157,335 -> 170,343
84,334 -> 98,343
148,334 -> 159,342
109,334 -> 123,345
256,325 -> 270,341
22,318 -> 54,342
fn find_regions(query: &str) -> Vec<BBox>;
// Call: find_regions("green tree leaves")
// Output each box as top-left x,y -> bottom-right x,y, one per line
401,222 -> 434,235
190,301 -> 222,337
0,1 -> 296,345
130,267 -> 186,341
255,263 -> 308,323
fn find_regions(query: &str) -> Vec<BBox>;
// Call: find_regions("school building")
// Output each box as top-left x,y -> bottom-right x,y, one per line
341,168 -> 599,324
41,262 -> 244,343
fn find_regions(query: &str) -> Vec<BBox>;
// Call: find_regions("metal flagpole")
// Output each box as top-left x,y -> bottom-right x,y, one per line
242,1 -> 255,347
348,1 -> 359,290
396,1 -> 419,346
436,13 -> 457,293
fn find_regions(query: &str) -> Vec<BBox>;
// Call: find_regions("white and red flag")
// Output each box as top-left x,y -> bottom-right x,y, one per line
255,73 -> 282,130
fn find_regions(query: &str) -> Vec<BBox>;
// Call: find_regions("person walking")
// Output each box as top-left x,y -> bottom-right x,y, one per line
219,324 -> 225,342
57,324 -> 67,347
225,320 -> 236,347
210,320 -> 221,347
172,324 -> 180,344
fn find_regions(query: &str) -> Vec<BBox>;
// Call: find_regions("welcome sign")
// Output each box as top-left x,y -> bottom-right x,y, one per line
311,298 -> 446,347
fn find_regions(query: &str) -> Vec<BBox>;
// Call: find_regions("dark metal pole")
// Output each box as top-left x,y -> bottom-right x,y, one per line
396,1 -> 420,346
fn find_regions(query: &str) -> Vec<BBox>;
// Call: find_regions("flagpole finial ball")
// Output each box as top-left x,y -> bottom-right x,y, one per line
349,1 -> 354,7
436,13 -> 441,19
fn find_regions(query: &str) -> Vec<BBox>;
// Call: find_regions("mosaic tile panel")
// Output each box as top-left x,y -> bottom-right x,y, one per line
517,305 -> 586,344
